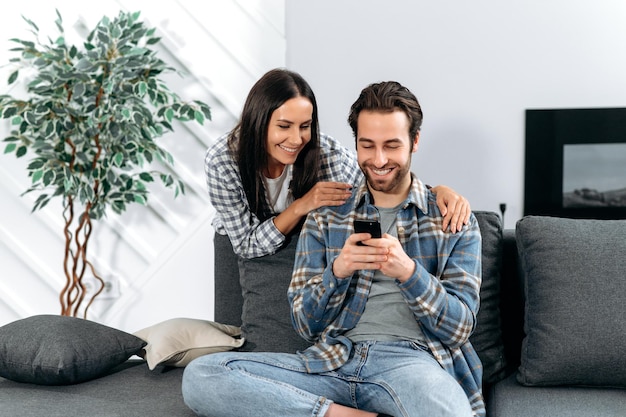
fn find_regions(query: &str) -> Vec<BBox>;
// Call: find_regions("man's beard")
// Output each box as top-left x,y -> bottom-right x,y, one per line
361,161 -> 411,194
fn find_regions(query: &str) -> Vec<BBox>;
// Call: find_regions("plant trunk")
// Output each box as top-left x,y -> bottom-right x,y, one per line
59,196 -> 104,318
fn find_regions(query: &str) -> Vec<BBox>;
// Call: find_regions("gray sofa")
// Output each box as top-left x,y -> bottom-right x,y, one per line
213,211 -> 626,417
2,211 -> 625,416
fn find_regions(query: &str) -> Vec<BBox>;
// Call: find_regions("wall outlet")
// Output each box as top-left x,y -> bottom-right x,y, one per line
83,275 -> 120,300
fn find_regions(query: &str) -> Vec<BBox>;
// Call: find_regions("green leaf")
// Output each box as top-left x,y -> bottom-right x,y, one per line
11,116 -> 23,125
8,70 -> 19,85
22,16 -> 39,32
2,106 -> 18,119
194,109 -> 205,124
134,194 -> 147,205
111,26 -> 121,38
73,82 -> 85,97
43,170 -> 55,186
33,193 -> 50,211
113,152 -> 124,167
24,111 -> 38,125
160,173 -> 173,187
44,120 -> 56,138
16,146 -> 27,158
32,169 -> 44,183
195,102 -> 212,120
4,143 -> 16,154
55,9 -> 64,33
63,178 -> 73,193
28,159 -> 45,170
113,200 -> 125,213
75,58 -> 92,71
135,81 -> 147,97
164,107 -> 174,124
139,172 -> 153,182
97,31 -> 110,44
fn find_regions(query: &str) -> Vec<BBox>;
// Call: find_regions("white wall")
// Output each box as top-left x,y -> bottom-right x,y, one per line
0,0 -> 285,331
286,0 -> 626,229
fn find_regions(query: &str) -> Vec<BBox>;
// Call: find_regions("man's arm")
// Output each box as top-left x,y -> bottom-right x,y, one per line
398,216 -> 482,348
288,212 -> 353,342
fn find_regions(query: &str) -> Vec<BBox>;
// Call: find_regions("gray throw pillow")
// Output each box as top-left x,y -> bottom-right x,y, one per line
237,234 -> 311,353
0,315 -> 146,385
516,216 -> 626,387
471,211 -> 507,385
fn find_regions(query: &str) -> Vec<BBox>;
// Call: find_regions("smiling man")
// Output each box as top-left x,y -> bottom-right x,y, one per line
288,81 -> 484,417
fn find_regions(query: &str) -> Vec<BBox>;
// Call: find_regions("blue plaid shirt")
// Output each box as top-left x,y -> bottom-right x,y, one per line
205,133 -> 362,258
289,175 -> 485,417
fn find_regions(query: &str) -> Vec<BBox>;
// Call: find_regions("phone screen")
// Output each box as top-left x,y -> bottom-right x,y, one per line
354,220 -> 381,245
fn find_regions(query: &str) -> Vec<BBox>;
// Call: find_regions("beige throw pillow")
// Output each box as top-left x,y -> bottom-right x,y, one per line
134,318 -> 244,370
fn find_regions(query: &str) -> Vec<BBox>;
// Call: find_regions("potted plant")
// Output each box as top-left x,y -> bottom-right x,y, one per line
0,10 -> 211,318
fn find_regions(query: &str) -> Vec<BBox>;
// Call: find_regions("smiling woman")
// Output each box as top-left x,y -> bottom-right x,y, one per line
205,68 -> 358,260
265,97 -> 314,177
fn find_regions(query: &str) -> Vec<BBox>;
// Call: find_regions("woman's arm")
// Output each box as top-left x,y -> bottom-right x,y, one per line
205,141 -> 285,259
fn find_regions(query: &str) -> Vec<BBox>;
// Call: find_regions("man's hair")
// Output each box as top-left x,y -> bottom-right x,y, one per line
229,68 -> 321,221
347,81 -> 423,145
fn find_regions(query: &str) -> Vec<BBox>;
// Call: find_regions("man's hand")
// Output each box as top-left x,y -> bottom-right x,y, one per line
332,233 -> 415,282
365,234 -> 415,282
431,185 -> 471,233
332,233 -> 389,278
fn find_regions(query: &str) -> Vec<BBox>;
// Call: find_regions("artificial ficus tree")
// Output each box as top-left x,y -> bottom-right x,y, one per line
0,10 -> 211,318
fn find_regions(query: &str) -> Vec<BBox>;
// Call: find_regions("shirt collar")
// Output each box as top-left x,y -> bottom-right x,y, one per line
354,173 -> 430,215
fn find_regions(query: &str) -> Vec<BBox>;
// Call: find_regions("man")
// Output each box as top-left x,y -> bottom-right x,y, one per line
182,81 -> 484,417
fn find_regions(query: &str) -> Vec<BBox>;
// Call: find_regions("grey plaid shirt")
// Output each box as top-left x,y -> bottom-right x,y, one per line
205,133 -> 362,258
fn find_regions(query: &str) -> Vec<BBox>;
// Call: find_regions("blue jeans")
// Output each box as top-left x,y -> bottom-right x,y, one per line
182,340 -> 472,417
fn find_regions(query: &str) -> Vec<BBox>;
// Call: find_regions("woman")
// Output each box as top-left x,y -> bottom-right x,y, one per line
205,68 -> 470,260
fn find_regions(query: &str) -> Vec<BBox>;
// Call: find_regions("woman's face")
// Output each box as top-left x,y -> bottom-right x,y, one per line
265,96 -> 313,178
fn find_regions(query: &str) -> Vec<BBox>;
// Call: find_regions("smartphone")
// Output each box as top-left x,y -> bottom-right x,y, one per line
353,219 -> 381,246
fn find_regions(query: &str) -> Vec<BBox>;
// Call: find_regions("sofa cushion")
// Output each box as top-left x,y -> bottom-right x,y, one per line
516,216 -> 626,387
471,211 -> 507,385
488,372 -> 626,417
0,314 -> 146,385
237,233 -> 311,353
134,318 -> 244,370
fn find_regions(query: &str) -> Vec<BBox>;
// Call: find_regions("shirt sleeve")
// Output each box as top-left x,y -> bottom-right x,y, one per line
205,138 -> 285,259
398,214 -> 482,349
288,211 -> 352,342
318,134 -> 362,186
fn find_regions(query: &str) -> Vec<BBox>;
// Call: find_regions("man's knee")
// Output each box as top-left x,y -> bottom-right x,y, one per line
418,370 -> 472,416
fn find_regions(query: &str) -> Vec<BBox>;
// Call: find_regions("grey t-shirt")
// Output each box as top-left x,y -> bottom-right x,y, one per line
346,204 -> 427,346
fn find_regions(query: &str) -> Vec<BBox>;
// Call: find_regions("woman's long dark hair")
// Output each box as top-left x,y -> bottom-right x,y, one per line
229,68 -> 321,222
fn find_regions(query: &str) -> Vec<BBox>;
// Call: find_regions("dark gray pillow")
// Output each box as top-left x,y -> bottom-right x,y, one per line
237,234 -> 311,353
471,211 -> 507,385
0,315 -> 146,385
516,216 -> 626,387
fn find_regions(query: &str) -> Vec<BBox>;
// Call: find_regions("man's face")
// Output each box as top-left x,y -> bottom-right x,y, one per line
356,110 -> 418,196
